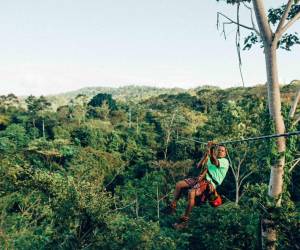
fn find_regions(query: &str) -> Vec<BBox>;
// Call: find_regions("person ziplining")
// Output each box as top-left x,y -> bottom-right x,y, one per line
163,141 -> 229,229
160,130 -> 300,229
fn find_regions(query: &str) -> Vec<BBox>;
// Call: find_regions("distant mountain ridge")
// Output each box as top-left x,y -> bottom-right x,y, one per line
46,85 -> 189,108
51,85 -> 186,99
27,81 -> 300,110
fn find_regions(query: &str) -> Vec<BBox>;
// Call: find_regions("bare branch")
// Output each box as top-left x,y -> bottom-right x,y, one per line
289,158 -> 300,173
292,114 -> 300,126
144,190 -> 172,202
242,2 -> 261,36
237,158 -> 241,178
158,191 -> 173,202
239,170 -> 254,188
236,2 -> 245,87
275,0 -> 294,36
144,193 -> 156,202
230,167 -> 238,180
278,10 -> 300,38
217,13 -> 235,39
112,200 -> 137,211
233,151 -> 248,185
239,150 -> 248,167
221,21 -> 234,39
239,188 -> 249,201
285,157 -> 300,165
227,152 -> 238,179
217,12 -> 259,33
289,80 -> 300,118
230,163 -> 238,180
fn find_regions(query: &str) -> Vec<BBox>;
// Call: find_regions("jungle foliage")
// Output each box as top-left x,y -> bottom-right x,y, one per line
0,84 -> 299,250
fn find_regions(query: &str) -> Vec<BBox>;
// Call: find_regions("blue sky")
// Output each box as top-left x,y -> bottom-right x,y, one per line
0,0 -> 299,95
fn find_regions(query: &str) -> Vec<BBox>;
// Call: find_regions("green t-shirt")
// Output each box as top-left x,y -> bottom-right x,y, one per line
205,158 -> 229,188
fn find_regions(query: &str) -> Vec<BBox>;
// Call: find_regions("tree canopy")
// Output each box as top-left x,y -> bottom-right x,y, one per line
0,85 -> 299,249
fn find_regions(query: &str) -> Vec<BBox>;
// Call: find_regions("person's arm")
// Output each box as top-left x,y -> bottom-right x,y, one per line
197,141 -> 213,181
197,141 -> 214,168
196,151 -> 209,168
209,144 -> 220,167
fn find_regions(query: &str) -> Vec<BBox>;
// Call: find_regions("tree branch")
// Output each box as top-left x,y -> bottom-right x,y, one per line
289,82 -> 300,118
237,158 -> 241,179
227,152 -> 237,180
239,170 -> 254,188
236,2 -> 245,87
252,0 -> 273,44
112,200 -> 137,211
289,158 -> 300,173
230,163 -> 238,180
221,21 -> 234,39
275,0 -> 294,36
242,2 -> 261,36
277,9 -> 300,38
239,150 -> 248,167
144,193 -> 156,202
292,114 -> 300,126
158,190 -> 173,202
217,12 -> 259,33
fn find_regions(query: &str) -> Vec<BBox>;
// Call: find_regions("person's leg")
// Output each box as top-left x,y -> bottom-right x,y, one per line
162,179 -> 191,215
183,189 -> 196,219
171,180 -> 189,207
173,189 -> 196,229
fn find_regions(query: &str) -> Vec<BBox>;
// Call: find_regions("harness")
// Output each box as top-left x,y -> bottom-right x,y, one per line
206,169 -> 219,187
197,160 -> 224,207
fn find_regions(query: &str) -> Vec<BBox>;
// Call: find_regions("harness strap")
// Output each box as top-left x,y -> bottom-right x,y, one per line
206,169 -> 219,187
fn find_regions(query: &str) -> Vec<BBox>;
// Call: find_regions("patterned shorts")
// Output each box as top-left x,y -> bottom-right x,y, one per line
184,178 -> 214,203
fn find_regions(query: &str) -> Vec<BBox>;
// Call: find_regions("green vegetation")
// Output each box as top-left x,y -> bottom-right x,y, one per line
1,84 -> 299,249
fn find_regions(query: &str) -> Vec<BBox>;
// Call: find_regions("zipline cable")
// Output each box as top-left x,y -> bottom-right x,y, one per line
219,130 -> 300,145
177,130 -> 300,146
176,136 -> 207,145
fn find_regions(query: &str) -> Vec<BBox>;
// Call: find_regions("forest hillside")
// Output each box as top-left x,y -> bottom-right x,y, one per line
0,83 -> 299,249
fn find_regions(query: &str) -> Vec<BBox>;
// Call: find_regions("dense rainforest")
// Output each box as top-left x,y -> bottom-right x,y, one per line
0,84 -> 299,249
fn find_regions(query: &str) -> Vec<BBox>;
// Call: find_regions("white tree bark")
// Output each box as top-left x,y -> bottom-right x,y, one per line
252,0 -> 272,43
228,153 -> 253,205
252,1 -> 293,249
264,45 -> 286,199
253,0 -> 286,201
289,84 -> 300,118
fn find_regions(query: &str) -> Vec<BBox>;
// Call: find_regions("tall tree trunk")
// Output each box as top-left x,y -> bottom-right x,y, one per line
260,40 -> 286,250
289,80 -> 300,118
264,45 -> 286,201
235,178 -> 239,205
252,1 -> 286,249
